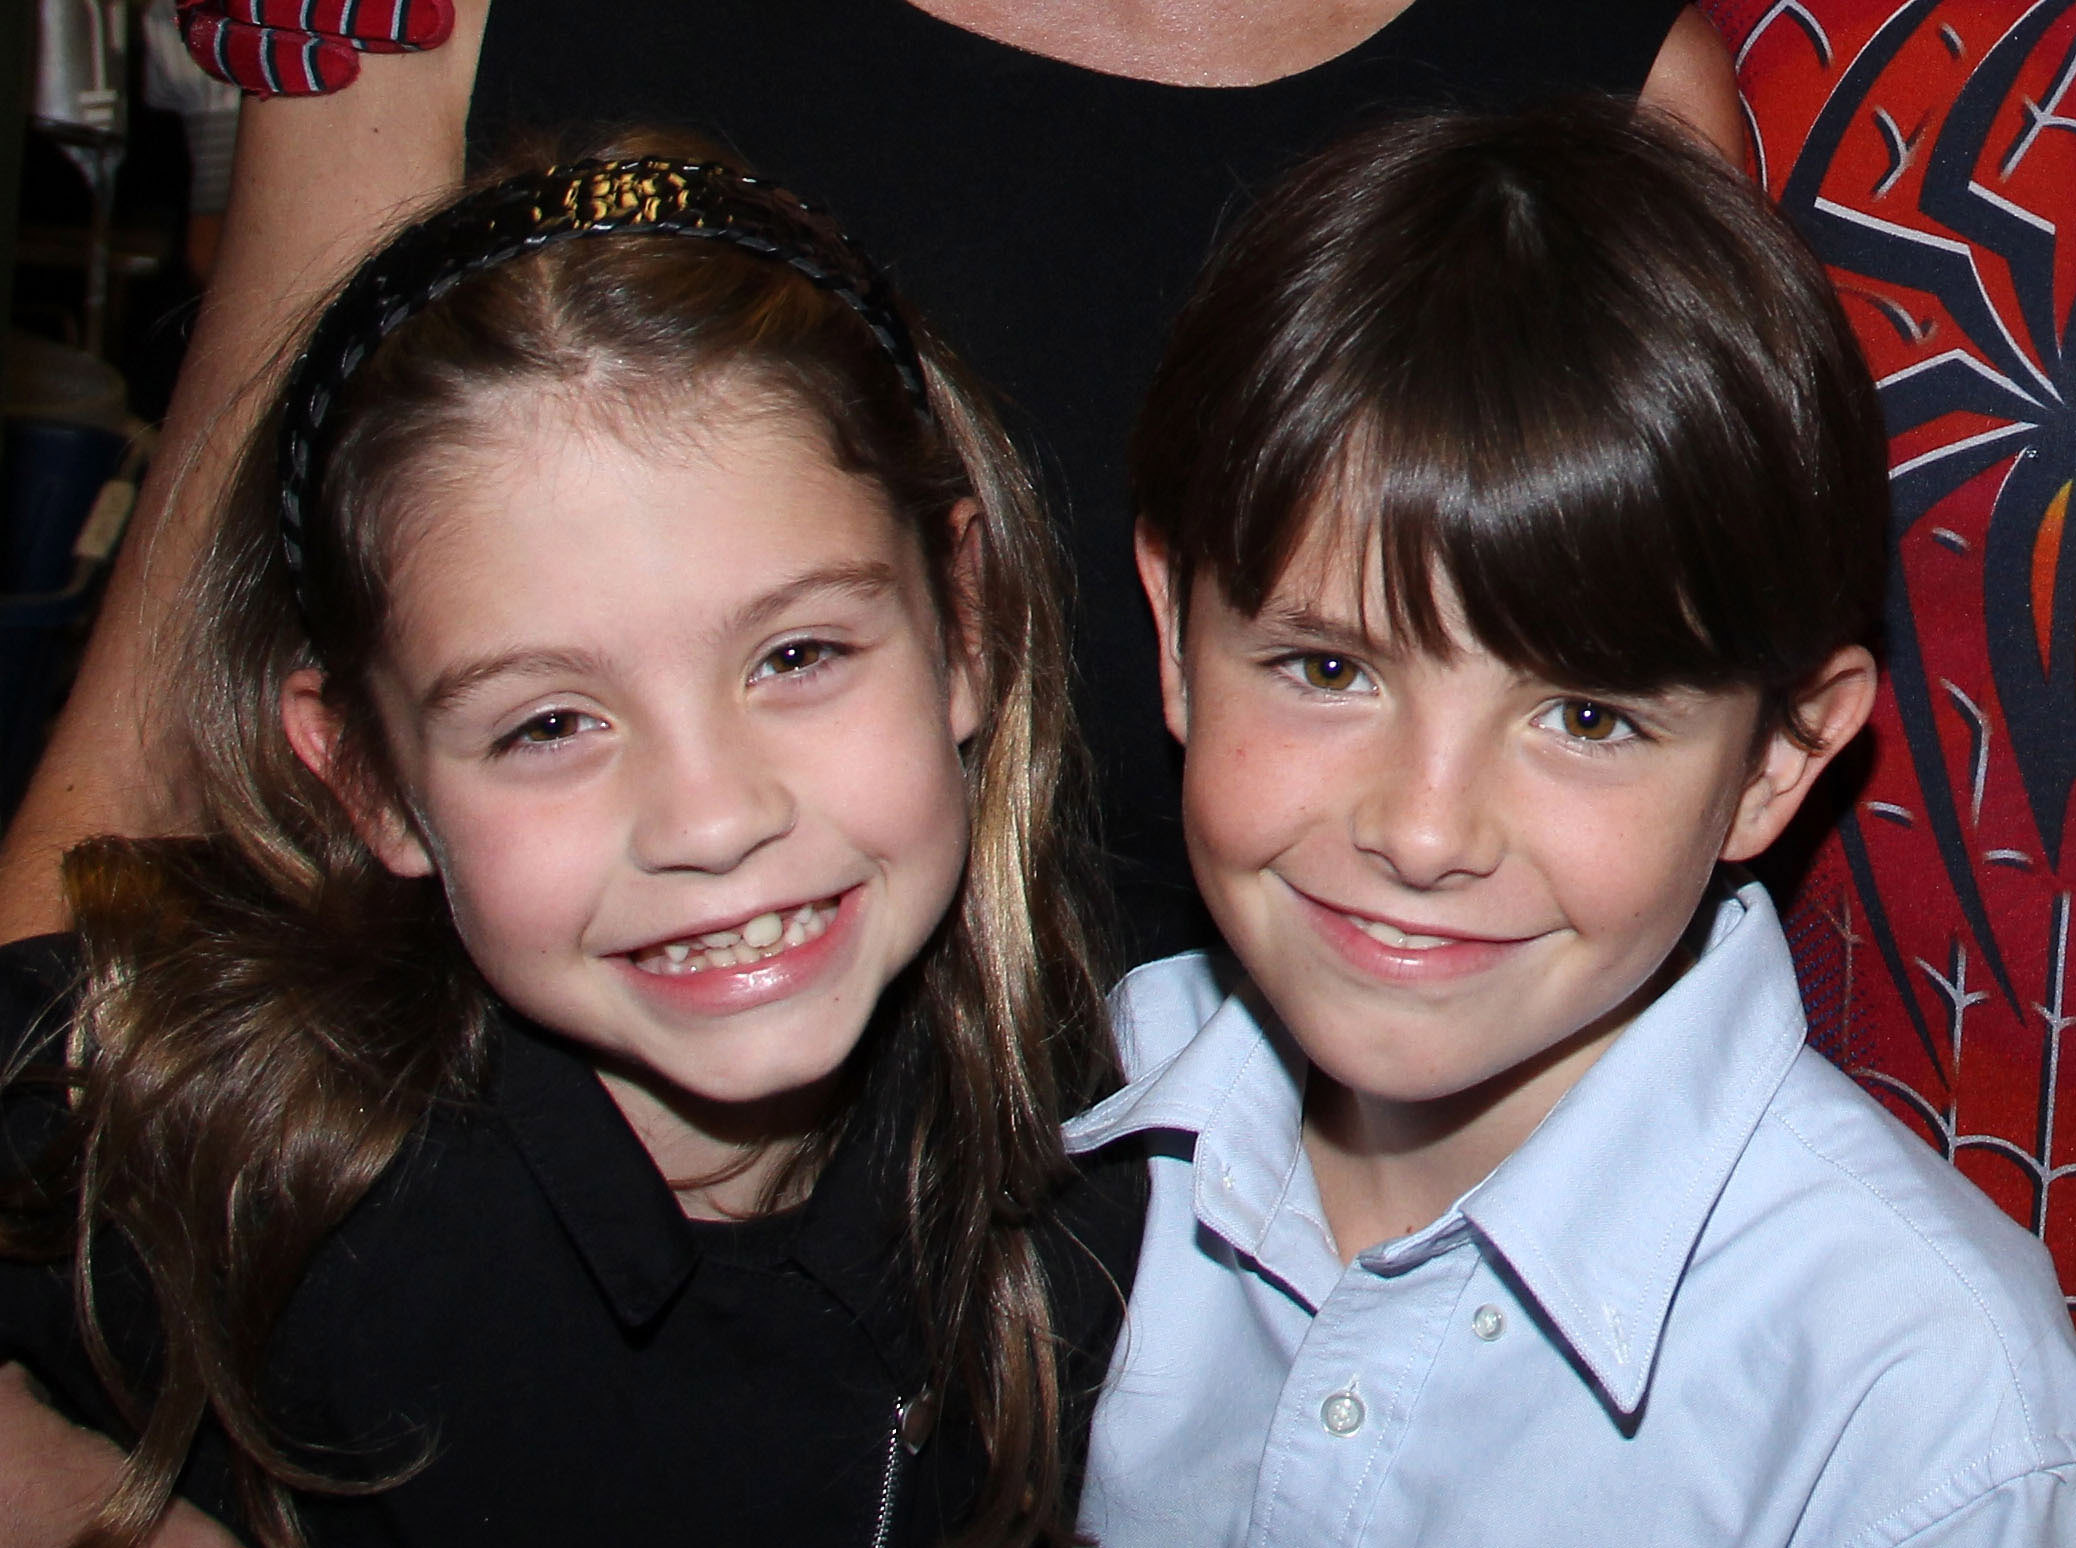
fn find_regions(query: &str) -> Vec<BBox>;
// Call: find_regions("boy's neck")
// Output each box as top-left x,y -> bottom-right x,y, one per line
1299,1009 -> 1634,1262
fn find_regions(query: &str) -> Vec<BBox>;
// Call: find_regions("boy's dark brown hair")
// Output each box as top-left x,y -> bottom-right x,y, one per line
1135,99 -> 1889,744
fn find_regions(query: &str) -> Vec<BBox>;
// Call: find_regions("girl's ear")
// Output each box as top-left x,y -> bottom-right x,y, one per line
943,497 -> 986,744
279,667 -> 435,878
1133,522 -> 1189,742
1719,646 -> 1879,863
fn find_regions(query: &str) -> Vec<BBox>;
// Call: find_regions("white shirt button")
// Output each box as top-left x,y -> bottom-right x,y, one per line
1472,1304 -> 1506,1341
1319,1388 -> 1366,1436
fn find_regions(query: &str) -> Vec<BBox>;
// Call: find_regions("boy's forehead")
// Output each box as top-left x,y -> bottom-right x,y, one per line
1234,505 -> 1465,652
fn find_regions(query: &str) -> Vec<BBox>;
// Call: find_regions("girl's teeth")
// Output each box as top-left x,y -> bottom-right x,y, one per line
634,899 -> 837,975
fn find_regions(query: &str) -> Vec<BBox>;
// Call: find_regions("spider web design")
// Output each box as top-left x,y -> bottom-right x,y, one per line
1736,0 -> 2076,1306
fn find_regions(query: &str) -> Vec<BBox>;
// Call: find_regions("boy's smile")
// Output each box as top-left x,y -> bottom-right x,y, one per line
1139,521 -> 1870,1240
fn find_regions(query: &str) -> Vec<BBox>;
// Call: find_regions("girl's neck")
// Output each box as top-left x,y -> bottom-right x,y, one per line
596,1063 -> 841,1220
905,0 -> 1423,86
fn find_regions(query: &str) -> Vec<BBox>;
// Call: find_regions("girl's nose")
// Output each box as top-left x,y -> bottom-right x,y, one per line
628,724 -> 796,874
1349,721 -> 1503,889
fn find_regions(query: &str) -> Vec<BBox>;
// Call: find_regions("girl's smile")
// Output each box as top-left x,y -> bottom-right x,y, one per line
624,894 -> 841,976
614,886 -> 858,1018
308,396 -> 981,1190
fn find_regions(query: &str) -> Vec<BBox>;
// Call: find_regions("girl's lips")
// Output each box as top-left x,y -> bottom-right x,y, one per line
615,886 -> 863,1015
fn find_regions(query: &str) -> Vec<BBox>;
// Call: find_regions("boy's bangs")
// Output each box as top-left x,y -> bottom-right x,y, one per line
1145,104 -> 1890,719
1327,395 -> 1762,697
1226,336 -> 1775,701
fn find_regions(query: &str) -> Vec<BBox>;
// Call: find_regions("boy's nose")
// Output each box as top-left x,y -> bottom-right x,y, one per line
1348,729 -> 1503,889
627,724 -> 796,874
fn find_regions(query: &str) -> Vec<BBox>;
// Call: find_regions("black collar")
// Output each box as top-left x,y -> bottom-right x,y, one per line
487,1017 -> 926,1382
489,1021 -> 701,1329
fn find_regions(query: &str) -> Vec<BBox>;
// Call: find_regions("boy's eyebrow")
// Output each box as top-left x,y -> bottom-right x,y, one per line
415,561 -> 905,714
1254,598 -> 1379,651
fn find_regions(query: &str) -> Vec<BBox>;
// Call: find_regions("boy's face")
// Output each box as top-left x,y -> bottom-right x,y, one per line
1138,518 -> 1871,1133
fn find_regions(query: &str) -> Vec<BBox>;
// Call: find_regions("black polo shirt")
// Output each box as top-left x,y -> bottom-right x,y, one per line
0,936 -> 1144,1546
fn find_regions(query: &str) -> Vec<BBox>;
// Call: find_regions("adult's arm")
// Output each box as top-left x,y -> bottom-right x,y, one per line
1640,5 -> 1745,163
0,1363 -> 239,1547
0,4 -> 487,945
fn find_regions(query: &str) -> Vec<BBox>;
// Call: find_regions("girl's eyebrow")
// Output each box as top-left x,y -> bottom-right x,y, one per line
415,561 -> 904,714
725,559 -> 901,636
419,648 -> 611,715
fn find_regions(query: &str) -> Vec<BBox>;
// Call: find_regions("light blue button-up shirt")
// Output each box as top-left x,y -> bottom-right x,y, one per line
1066,883 -> 2076,1546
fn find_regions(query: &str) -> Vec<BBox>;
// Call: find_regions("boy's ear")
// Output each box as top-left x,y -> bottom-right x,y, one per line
1133,522 -> 1190,743
280,668 -> 435,878
943,497 -> 986,744
1719,646 -> 1879,863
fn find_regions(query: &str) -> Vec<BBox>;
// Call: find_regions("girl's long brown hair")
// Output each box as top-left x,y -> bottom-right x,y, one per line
0,149 -> 1116,1548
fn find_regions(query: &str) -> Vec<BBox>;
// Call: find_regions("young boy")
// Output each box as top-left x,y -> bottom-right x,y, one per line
1070,103 -> 2076,1546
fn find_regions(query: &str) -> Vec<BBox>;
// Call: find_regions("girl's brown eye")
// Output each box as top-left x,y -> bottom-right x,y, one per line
1301,654 -> 1361,691
1559,699 -> 1623,741
517,710 -> 586,743
767,641 -> 830,674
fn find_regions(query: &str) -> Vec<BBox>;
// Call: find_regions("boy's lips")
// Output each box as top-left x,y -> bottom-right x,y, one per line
626,895 -> 842,976
1284,882 -> 1538,981
1286,881 -> 1525,946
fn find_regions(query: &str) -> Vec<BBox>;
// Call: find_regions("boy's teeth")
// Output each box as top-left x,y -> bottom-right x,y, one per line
1347,915 -> 1455,949
632,898 -> 837,976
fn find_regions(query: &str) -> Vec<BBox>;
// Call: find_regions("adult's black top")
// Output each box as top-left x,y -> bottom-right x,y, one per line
0,937 -> 1144,1547
468,0 -> 1692,962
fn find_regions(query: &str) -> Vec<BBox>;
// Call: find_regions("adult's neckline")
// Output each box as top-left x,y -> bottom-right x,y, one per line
894,0 -> 1432,89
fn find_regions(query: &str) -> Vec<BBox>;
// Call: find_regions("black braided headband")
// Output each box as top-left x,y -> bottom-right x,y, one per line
277,157 -> 930,594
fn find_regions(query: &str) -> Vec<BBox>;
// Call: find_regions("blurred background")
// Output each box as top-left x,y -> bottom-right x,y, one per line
3,0 -> 224,827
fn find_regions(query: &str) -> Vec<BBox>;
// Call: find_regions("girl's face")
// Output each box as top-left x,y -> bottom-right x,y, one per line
298,396 -> 979,1181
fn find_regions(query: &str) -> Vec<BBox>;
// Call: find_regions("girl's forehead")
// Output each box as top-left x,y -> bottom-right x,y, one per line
376,406 -> 925,662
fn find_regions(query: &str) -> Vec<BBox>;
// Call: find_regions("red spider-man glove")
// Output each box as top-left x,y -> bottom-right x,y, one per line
176,0 -> 455,98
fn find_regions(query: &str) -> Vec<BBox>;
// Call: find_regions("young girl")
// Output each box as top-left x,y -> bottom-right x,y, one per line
0,152 -> 1139,1547
1070,102 -> 2076,1544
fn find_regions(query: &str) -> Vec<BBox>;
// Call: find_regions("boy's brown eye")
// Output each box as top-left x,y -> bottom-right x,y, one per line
1302,654 -> 1361,691
1558,700 -> 1622,740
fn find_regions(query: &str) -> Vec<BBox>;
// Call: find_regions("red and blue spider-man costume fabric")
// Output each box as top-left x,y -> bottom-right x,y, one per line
1708,0 -> 2076,1312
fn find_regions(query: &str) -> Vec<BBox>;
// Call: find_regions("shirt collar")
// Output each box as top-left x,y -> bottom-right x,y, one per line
1065,880 -> 1806,1414
490,1018 -> 922,1377
1450,881 -> 1806,1414
1066,977 -> 1346,1309
489,1020 -> 703,1329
